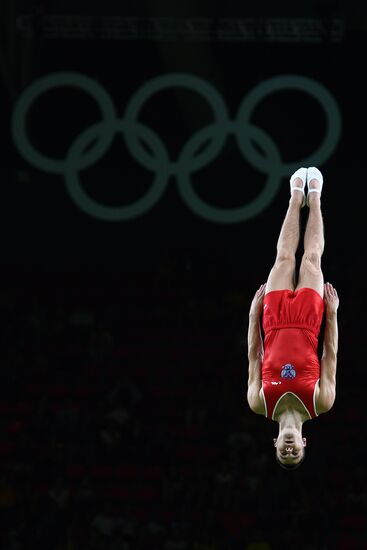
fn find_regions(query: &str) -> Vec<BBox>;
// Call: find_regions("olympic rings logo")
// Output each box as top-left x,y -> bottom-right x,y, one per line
11,72 -> 342,223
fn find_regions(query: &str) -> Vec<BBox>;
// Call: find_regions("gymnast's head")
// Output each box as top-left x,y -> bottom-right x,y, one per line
273,430 -> 306,469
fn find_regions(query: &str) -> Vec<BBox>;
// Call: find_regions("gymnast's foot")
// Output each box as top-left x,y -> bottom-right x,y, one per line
289,167 -> 307,207
306,167 -> 323,206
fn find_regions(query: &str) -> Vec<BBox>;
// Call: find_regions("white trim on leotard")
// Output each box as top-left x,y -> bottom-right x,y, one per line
313,378 -> 320,417
271,391 -> 312,421
260,386 -> 267,418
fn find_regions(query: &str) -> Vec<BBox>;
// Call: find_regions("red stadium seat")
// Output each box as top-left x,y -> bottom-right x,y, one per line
66,464 -> 86,479
115,463 -> 138,480
142,465 -> 163,481
0,441 -> 15,456
90,464 -> 114,479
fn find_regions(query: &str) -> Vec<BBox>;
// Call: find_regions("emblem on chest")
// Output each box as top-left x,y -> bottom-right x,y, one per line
281,364 -> 296,379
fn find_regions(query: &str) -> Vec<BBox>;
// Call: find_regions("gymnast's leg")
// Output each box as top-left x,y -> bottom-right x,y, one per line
296,167 -> 324,297
265,168 -> 306,294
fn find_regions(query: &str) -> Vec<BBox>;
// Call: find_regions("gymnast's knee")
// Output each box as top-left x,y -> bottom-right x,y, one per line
300,251 -> 322,274
274,249 -> 296,269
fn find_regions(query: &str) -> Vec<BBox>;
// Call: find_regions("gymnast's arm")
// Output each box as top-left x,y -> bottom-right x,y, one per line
247,284 -> 265,413
318,283 -> 339,412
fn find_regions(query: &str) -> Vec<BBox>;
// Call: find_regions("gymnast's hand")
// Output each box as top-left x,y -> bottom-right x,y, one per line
249,283 -> 266,317
324,282 -> 339,314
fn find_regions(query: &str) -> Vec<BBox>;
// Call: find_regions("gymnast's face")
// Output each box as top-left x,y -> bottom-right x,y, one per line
273,432 -> 306,466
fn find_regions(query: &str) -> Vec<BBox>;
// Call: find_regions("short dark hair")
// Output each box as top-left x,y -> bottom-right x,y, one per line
276,449 -> 305,470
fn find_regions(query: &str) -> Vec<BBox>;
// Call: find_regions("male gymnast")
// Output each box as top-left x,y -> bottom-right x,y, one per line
247,167 -> 339,469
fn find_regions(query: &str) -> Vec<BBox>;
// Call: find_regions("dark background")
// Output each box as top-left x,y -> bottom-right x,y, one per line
0,1 -> 366,549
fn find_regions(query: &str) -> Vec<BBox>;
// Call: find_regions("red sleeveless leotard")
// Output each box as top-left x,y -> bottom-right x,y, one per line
261,288 -> 324,420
